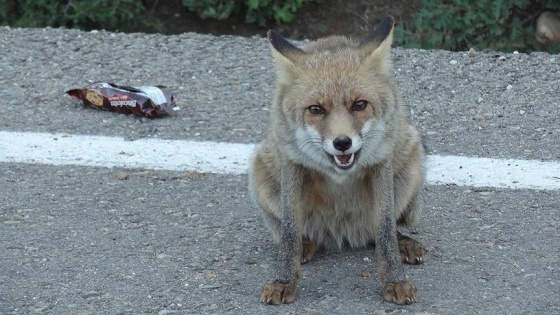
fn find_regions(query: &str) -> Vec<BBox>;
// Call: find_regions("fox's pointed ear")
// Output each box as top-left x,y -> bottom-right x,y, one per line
359,16 -> 395,74
361,16 -> 394,48
268,30 -> 305,59
267,30 -> 305,79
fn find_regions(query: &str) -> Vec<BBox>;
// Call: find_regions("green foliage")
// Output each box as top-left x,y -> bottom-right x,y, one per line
395,0 -> 560,53
181,0 -> 237,21
0,0 -> 159,32
182,0 -> 320,26
246,0 -> 308,25
544,0 -> 560,9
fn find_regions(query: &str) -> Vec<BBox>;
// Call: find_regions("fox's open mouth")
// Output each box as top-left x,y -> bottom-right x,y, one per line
330,151 -> 359,170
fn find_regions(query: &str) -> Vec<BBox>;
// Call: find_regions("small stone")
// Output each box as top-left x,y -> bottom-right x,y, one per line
467,47 -> 477,57
373,310 -> 387,315
116,171 -> 129,180
479,190 -> 494,196
157,253 -> 172,259
82,291 -> 102,299
140,171 -> 152,178
449,60 -> 458,65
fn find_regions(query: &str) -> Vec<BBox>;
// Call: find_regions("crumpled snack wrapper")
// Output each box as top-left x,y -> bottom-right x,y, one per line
66,83 -> 176,118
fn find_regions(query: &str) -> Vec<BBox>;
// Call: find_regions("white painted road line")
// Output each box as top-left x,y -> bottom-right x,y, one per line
1,131 -> 559,190
0,131 -> 251,175
426,155 -> 560,190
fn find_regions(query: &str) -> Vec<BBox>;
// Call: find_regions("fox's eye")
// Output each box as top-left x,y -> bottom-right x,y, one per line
352,100 -> 368,111
308,105 -> 325,115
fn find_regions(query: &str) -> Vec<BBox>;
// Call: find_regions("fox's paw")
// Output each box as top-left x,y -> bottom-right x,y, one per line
383,281 -> 417,305
398,233 -> 425,264
301,239 -> 319,264
261,280 -> 297,305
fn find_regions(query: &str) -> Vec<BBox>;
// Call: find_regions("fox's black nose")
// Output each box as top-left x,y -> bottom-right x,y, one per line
333,136 -> 352,152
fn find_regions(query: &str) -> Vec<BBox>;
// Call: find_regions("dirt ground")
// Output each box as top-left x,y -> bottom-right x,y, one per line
149,0 -> 422,39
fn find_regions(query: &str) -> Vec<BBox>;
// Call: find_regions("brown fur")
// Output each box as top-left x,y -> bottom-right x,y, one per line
249,16 -> 426,305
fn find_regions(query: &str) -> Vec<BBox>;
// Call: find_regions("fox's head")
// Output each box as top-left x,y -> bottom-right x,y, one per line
268,16 -> 399,180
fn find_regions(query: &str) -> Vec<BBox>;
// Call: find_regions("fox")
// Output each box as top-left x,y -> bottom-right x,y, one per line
248,16 -> 426,305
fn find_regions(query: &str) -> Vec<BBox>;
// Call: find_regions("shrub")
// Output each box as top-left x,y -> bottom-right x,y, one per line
395,0 -> 560,53
182,0 -> 321,26
0,0 -> 158,32
181,0 -> 237,21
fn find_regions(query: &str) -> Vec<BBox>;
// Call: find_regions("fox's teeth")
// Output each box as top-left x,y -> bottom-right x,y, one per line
334,153 -> 354,167
334,155 -> 343,166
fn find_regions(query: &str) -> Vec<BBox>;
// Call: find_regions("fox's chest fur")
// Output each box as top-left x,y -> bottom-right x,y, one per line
302,171 -> 379,249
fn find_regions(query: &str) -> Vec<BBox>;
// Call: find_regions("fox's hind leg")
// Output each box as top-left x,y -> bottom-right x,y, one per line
262,210 -> 282,243
397,191 -> 426,264
262,211 -> 319,264
397,187 -> 420,226
301,238 -> 319,264
397,231 -> 425,264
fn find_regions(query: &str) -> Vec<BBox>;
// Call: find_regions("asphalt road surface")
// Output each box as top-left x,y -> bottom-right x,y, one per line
0,26 -> 559,315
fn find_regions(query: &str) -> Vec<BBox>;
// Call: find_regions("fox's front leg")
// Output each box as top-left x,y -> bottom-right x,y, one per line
376,163 -> 418,304
261,164 -> 303,304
